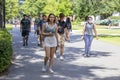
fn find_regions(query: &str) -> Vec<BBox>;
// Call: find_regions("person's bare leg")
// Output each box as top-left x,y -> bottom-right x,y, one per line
42,46 -> 50,72
39,34 -> 42,47
60,44 -> 64,56
48,47 -> 56,73
66,30 -> 70,41
44,47 -> 50,66
25,36 -> 28,46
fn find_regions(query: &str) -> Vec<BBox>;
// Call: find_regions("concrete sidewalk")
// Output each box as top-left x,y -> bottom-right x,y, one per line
0,26 -> 120,80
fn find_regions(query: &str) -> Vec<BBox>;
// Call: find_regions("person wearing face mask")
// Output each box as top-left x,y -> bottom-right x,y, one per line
81,16 -> 98,57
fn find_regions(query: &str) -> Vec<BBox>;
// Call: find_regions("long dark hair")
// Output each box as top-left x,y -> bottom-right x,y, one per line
66,17 -> 71,23
47,13 -> 56,23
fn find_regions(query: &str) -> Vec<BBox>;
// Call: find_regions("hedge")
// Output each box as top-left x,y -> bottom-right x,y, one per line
0,29 -> 13,72
95,19 -> 120,26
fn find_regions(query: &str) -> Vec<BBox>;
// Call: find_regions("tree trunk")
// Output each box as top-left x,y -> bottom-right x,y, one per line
0,0 -> 5,28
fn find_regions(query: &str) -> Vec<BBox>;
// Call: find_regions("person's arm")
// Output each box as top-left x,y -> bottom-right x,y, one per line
70,22 -> 72,31
55,26 -> 59,46
20,20 -> 22,32
29,20 -> 31,32
41,23 -> 53,36
64,23 -> 67,35
93,24 -> 98,39
81,23 -> 86,39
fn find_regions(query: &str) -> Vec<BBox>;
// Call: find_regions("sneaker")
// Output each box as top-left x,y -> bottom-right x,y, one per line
38,44 -> 42,47
38,44 -> 40,46
54,54 -> 57,58
42,65 -> 46,72
23,43 -> 25,46
83,54 -> 90,57
48,68 -> 54,73
60,56 -> 64,60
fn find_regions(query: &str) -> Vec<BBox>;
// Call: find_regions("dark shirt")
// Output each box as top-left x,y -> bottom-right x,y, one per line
66,22 -> 72,29
21,19 -> 31,31
38,20 -> 46,30
57,20 -> 67,34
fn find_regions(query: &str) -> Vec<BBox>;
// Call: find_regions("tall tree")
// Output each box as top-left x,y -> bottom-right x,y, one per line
5,0 -> 19,20
20,0 -> 46,17
73,0 -> 120,20
21,0 -> 73,17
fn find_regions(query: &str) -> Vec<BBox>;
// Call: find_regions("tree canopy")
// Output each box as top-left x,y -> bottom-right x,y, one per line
20,0 -> 73,16
5,0 -> 120,20
73,0 -> 120,20
5,0 -> 19,20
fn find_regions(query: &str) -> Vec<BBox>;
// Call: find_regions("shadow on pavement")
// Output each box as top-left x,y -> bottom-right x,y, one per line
1,27 -> 118,80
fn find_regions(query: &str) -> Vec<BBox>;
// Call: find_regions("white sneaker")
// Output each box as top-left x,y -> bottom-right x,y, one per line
42,65 -> 46,72
60,56 -> 64,60
48,68 -> 54,73
54,54 -> 57,58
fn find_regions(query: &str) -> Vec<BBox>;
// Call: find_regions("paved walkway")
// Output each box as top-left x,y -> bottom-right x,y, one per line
0,26 -> 120,80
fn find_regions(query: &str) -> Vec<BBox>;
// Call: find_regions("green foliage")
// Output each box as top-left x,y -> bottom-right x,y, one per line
73,0 -> 120,20
42,0 -> 58,15
6,24 -> 13,31
100,36 -> 120,46
110,16 -> 120,20
20,0 -> 47,17
20,0 -> 73,16
95,19 -> 108,25
5,0 -> 19,20
0,29 -> 13,72
95,18 -> 120,26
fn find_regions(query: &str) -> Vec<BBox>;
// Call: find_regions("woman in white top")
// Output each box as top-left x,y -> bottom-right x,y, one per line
42,13 -> 58,73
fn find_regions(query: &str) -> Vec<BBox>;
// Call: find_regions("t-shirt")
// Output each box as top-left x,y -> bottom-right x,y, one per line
35,18 -> 40,25
38,20 -> 46,30
20,19 -> 31,31
66,22 -> 71,29
57,20 -> 67,34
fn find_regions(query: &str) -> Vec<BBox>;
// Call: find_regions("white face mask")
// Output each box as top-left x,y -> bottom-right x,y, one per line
88,18 -> 93,23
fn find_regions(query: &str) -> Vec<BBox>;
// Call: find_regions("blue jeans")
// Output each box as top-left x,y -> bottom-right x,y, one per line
84,35 -> 93,55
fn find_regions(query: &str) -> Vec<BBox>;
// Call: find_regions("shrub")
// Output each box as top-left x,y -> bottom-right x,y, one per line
95,19 -> 108,25
0,29 -> 13,72
95,18 -> 120,26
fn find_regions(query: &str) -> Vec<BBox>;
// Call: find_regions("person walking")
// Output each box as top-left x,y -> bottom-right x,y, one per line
81,16 -> 98,57
65,17 -> 72,42
57,13 -> 67,60
20,14 -> 31,46
40,14 -> 48,42
41,13 -> 58,73
34,14 -> 43,46
107,18 -> 112,29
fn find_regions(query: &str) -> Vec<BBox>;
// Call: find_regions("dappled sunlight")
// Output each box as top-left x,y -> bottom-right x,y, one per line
6,74 -> 25,80
1,26 -> 119,80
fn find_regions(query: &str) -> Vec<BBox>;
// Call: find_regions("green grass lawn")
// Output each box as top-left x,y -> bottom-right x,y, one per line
72,24 -> 120,46
97,29 -> 120,35
6,24 -> 13,30
99,36 -> 120,46
72,24 -> 120,35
